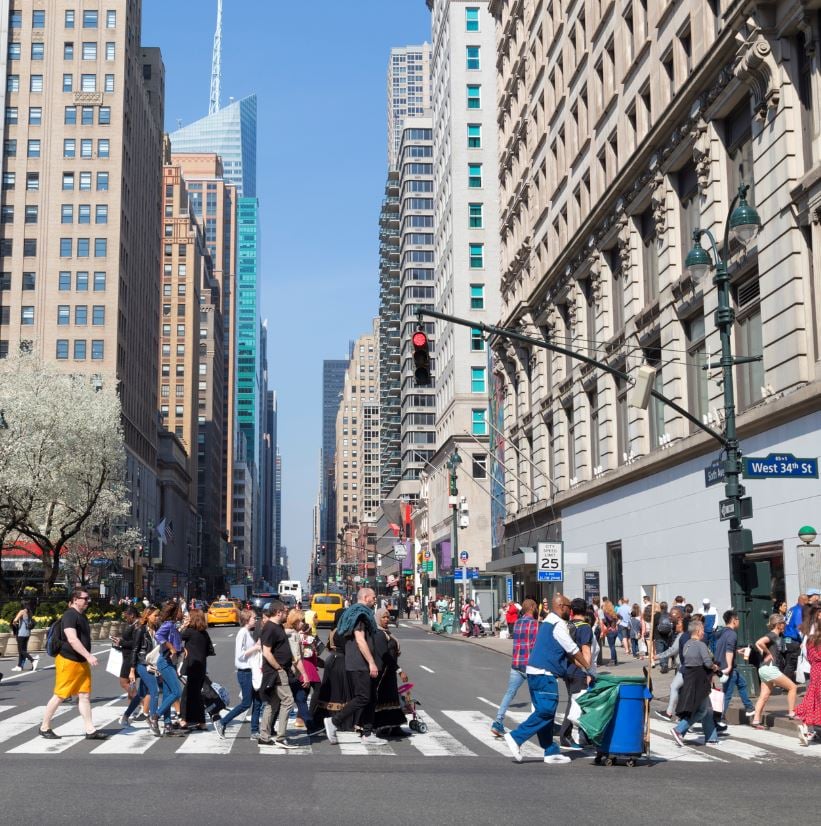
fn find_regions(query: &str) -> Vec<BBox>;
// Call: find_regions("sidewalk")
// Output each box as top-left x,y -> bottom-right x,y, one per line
404,619 -> 804,734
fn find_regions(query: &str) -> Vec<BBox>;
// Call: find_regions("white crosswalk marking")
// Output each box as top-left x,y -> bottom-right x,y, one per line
0,705 -> 16,715
723,723 -> 821,758
9,703 -> 121,754
335,729 -> 395,756
92,722 -> 159,755
406,712 -> 477,757
175,723 -> 242,754
442,710 -> 544,759
645,720 -> 725,762
0,705 -> 70,746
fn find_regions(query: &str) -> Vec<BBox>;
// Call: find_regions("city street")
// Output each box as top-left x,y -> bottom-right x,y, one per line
0,622 -> 817,824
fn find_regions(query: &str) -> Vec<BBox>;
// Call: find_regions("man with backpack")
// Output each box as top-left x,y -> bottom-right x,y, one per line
39,589 -> 107,740
653,601 -> 675,673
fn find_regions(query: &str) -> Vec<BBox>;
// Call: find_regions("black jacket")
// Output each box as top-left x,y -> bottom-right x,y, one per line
129,625 -> 155,669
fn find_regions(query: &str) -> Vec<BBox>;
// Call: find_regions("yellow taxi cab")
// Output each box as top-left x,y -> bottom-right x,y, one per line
311,593 -> 345,626
206,599 -> 240,627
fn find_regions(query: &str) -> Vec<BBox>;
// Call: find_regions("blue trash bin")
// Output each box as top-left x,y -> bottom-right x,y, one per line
596,684 -> 651,767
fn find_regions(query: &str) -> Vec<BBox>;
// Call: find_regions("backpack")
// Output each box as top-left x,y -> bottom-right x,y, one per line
657,612 -> 673,637
46,618 -> 63,657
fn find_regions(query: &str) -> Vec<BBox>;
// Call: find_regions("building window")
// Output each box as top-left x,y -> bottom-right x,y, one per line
469,203 -> 483,228
32,9 -> 46,28
104,74 -> 114,92
469,243 -> 484,268
56,340 -> 69,360
30,75 -> 43,93
105,42 -> 115,61
81,138 -> 93,158
735,276 -> 764,410
2,173 -> 15,190
79,172 -> 91,191
640,208 -> 659,304
466,45 -> 480,70
91,340 -> 104,360
94,238 -> 107,257
64,42 -> 74,60
77,205 -> 90,224
466,7 -> 480,30
80,74 -> 96,92
106,10 -> 117,28
99,107 -> 111,125
25,206 -> 38,224
81,106 -> 94,125
82,42 -> 97,60
74,340 -> 86,360
471,366 -> 486,393
65,10 -> 75,28
92,306 -> 105,325
61,205 -> 74,224
57,306 -> 70,325
59,271 -> 71,291
63,74 -> 73,92
83,10 -> 98,27
63,138 -> 76,158
76,272 -> 88,291
97,172 -> 109,191
467,84 -> 481,109
75,305 -> 88,325
22,239 -> 35,256
26,173 -> 39,191
60,238 -> 72,257
6,74 -> 19,92
22,272 -> 35,290
467,123 -> 482,149
685,314 -> 709,427
65,105 -> 77,124
7,42 -> 21,60
470,283 -> 485,310
27,139 -> 41,158
95,205 -> 108,224
0,206 -> 13,224
29,107 -> 42,125
471,408 -> 488,435
93,272 -> 106,291
3,139 -> 16,157
471,328 -> 485,351
468,163 -> 482,188
5,107 -> 18,125
98,139 -> 110,158
31,43 -> 44,61
77,238 -> 90,257
724,100 -> 754,205
472,453 -> 487,479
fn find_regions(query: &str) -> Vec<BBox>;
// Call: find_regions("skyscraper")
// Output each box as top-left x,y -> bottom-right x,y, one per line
170,94 -> 258,198
0,2 -> 165,554
386,45 -> 432,168
320,357 -> 349,569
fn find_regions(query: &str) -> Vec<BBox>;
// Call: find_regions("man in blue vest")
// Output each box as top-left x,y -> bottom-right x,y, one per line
504,593 -> 591,765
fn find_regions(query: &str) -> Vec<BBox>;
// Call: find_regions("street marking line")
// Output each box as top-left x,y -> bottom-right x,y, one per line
335,729 -> 396,756
0,706 -> 71,746
442,709 -> 544,759
406,711 -> 477,757
419,665 -> 435,673
476,696 -> 497,709
646,720 -> 726,763
256,723 -> 313,755
0,705 -> 16,716
175,722 -> 242,754
91,722 -> 160,755
8,697 -> 123,755
0,645 -> 110,681
722,723 -> 821,758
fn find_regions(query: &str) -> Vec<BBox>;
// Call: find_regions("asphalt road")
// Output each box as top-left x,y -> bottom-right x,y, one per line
0,622 -> 816,825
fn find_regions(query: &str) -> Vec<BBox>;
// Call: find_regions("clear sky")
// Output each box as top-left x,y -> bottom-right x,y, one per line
141,1 -> 431,586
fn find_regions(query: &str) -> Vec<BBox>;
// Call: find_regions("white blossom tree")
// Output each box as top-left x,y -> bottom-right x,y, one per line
0,351 -> 134,594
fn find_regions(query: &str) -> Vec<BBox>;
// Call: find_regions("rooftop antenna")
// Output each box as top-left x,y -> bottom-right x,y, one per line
209,0 -> 222,114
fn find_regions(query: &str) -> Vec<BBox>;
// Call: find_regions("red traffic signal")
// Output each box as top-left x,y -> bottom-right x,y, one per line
412,328 -> 431,386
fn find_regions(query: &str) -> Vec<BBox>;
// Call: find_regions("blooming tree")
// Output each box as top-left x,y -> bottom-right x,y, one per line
0,352 -> 134,594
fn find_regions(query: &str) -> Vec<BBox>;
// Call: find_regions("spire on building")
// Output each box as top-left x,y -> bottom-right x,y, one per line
209,0 -> 223,114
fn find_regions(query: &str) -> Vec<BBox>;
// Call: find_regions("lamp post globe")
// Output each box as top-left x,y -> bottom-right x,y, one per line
798,525 -> 817,545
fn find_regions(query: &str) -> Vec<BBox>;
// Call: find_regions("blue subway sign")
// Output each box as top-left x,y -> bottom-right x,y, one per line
742,453 -> 818,480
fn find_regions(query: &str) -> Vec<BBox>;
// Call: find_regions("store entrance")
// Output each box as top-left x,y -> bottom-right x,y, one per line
730,542 -> 785,644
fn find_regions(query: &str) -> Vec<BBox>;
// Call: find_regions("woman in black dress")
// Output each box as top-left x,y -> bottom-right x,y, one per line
373,607 -> 407,735
311,607 -> 349,726
179,609 -> 214,731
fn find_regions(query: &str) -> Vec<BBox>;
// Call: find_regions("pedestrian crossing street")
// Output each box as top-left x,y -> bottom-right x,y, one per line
0,698 -> 814,763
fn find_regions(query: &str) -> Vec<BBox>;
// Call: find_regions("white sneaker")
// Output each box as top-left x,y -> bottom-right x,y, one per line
360,733 -> 388,746
798,723 -> 810,747
10,666 -> 22,672
323,717 -> 338,745
117,715 -> 130,726
504,732 -> 522,763
544,753 -> 572,764
31,656 -> 39,672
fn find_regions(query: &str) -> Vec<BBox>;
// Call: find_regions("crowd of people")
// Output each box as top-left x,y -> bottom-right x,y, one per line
35,586 -> 410,748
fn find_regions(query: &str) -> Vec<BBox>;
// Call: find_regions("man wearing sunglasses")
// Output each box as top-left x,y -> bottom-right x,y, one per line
39,589 -> 107,740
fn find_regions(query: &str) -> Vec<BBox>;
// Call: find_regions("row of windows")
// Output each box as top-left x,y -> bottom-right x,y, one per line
58,271 -> 107,291
56,305 -> 106,325
6,72 -> 115,93
54,339 -> 105,360
64,105 -> 111,126
60,204 -> 108,224
2,138 -> 110,160
61,171 -> 110,191
9,9 -> 117,29
7,40 -> 116,62
59,237 -> 108,257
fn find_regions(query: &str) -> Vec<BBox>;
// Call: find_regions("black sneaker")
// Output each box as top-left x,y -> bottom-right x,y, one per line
655,710 -> 674,722
39,728 -> 61,739
85,731 -> 108,740
148,715 -> 161,737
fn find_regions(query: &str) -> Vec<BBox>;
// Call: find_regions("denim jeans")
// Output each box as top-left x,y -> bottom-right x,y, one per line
124,675 -> 149,718
495,668 -> 527,726
606,632 -> 618,664
289,679 -> 314,728
722,668 -> 754,714
220,669 -> 261,733
509,673 -> 560,755
155,655 -> 182,722
674,696 -> 717,743
136,663 -> 160,718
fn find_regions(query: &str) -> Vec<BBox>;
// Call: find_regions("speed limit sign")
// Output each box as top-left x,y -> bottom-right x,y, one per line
537,541 -> 564,582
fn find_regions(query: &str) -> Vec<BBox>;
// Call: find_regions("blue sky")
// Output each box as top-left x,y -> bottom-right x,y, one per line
142,1 -> 431,584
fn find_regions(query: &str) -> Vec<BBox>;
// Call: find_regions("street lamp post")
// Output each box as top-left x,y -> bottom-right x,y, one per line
685,183 -> 762,558
447,446 -> 462,632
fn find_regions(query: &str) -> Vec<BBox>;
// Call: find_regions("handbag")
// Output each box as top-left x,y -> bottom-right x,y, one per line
251,650 -> 263,690
106,647 -> 124,677
145,643 -> 162,673
709,687 -> 724,714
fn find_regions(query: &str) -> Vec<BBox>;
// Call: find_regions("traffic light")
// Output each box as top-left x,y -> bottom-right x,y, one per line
416,552 -> 423,565
412,328 -> 431,386
459,496 -> 470,529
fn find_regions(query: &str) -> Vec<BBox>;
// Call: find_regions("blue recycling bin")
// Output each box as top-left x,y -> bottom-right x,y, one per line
596,684 -> 651,767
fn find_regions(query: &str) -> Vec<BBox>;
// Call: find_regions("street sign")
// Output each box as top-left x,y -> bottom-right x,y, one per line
537,541 -> 564,582
424,549 -> 432,560
704,459 -> 725,488
583,571 -> 600,603
719,497 -> 754,522
458,550 -> 469,562
742,453 -> 819,479
506,576 -> 513,602
423,560 -> 434,572
402,569 -> 413,576
454,567 -> 479,580
393,542 -> 407,561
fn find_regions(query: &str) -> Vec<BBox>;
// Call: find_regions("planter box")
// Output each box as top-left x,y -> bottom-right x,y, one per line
28,629 -> 46,653
90,623 -> 103,640
5,636 -> 18,657
0,633 -> 9,656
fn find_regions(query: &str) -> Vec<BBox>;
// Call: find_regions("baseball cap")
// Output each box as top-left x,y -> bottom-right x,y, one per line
702,597 -> 711,605
808,588 -> 821,597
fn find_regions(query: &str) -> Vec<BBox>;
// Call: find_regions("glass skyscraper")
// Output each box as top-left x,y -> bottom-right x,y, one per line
170,94 -> 257,197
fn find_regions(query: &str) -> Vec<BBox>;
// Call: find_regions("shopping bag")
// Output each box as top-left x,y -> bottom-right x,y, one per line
709,688 -> 724,714
251,650 -> 263,690
567,690 -> 585,723
638,638 -> 647,655
499,628 -> 510,639
106,647 -> 123,677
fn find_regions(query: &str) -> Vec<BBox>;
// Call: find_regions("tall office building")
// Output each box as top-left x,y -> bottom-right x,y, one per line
397,117 -> 436,483
170,94 -> 257,198
319,357 -> 349,568
0,2 -> 164,550
387,45 -> 432,168
334,322 -> 380,536
426,1 -> 500,578
378,171 -> 401,499
170,153 -> 237,553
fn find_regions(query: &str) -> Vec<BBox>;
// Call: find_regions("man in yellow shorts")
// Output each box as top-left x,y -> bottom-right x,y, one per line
39,589 -> 107,740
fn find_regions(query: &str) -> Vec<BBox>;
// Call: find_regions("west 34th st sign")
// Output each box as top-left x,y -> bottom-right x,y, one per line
742,452 -> 819,479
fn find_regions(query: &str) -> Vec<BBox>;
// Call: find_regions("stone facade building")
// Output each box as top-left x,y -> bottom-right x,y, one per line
488,0 -> 821,636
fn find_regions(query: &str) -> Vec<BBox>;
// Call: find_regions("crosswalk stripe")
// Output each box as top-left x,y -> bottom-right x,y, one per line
92,722 -> 159,755
406,711 -> 477,757
175,723 -> 242,754
646,720 -> 725,762
0,705 -> 16,716
335,729 -> 395,756
0,705 -> 70,746
258,724 -> 313,755
442,710 -> 544,759
722,723 -> 821,758
645,731 -> 716,763
8,703 -> 121,754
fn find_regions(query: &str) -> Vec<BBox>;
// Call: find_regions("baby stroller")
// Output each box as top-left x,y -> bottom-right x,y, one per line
398,680 -> 427,733
202,675 -> 229,722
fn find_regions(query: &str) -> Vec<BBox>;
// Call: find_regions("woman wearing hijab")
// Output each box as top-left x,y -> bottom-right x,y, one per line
373,607 -> 407,736
310,606 -> 349,728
